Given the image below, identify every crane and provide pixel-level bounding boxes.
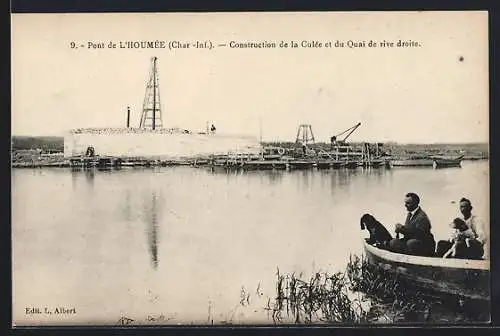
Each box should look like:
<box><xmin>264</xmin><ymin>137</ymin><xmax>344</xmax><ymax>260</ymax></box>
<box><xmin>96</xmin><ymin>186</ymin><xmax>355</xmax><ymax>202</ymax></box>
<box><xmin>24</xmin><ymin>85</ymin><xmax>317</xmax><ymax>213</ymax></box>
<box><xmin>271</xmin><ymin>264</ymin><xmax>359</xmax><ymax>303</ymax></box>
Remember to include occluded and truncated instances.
<box><xmin>330</xmin><ymin>122</ymin><xmax>361</xmax><ymax>146</ymax></box>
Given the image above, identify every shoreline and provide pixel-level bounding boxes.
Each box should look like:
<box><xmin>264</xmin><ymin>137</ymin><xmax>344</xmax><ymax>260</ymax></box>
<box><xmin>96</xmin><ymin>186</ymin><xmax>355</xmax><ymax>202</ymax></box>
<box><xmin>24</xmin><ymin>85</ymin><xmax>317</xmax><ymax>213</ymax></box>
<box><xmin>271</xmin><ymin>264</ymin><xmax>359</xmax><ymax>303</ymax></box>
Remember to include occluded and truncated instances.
<box><xmin>11</xmin><ymin>138</ymin><xmax>489</xmax><ymax>169</ymax></box>
<box><xmin>11</xmin><ymin>157</ymin><xmax>488</xmax><ymax>169</ymax></box>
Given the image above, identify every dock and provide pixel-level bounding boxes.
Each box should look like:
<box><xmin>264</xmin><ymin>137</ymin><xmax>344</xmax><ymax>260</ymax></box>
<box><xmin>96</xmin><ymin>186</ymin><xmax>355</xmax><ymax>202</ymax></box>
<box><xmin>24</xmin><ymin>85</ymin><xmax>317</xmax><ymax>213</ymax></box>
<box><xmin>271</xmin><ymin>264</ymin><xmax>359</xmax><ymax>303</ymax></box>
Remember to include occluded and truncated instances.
<box><xmin>12</xmin><ymin>161</ymin><xmax>70</xmax><ymax>168</ymax></box>
<box><xmin>69</xmin><ymin>156</ymin><xmax>123</xmax><ymax>168</ymax></box>
<box><xmin>11</xmin><ymin>150</ymin><xmax>393</xmax><ymax>171</ymax></box>
<box><xmin>205</xmin><ymin>151</ymin><xmax>391</xmax><ymax>171</ymax></box>
<box><xmin>241</xmin><ymin>160</ymin><xmax>288</xmax><ymax>170</ymax></box>
<box><xmin>11</xmin><ymin>132</ymin><xmax>395</xmax><ymax>172</ymax></box>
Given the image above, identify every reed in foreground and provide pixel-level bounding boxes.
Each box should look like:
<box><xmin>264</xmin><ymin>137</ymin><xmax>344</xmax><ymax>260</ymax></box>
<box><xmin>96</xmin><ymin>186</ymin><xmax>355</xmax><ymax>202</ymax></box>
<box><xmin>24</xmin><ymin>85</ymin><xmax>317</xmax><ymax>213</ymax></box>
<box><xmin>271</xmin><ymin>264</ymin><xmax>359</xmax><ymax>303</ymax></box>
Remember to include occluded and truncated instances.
<box><xmin>265</xmin><ymin>268</ymin><xmax>369</xmax><ymax>324</ymax></box>
<box><xmin>265</xmin><ymin>255</ymin><xmax>490</xmax><ymax>324</ymax></box>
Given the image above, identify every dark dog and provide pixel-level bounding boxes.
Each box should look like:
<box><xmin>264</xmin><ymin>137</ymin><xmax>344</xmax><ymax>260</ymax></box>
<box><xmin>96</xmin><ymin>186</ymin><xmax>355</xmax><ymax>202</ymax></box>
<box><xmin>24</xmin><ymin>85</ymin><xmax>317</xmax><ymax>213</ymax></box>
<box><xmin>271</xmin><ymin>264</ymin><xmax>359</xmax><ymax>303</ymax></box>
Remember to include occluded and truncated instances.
<box><xmin>360</xmin><ymin>214</ymin><xmax>393</xmax><ymax>248</ymax></box>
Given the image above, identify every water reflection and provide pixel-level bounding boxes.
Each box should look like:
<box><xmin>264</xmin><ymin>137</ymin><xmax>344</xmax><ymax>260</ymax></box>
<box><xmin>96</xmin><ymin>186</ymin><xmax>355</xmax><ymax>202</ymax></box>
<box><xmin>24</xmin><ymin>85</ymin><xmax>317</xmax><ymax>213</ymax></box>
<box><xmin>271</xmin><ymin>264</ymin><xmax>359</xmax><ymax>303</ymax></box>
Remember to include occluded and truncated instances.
<box><xmin>208</xmin><ymin>167</ymin><xmax>234</xmax><ymax>175</ymax></box>
<box><xmin>145</xmin><ymin>191</ymin><xmax>160</xmax><ymax>270</ymax></box>
<box><xmin>207</xmin><ymin>167</ymin><xmax>285</xmax><ymax>185</ymax></box>
<box><xmin>123</xmin><ymin>189</ymin><xmax>132</xmax><ymax>222</ymax></box>
<box><xmin>71</xmin><ymin>168</ymin><xmax>78</xmax><ymax>189</ymax></box>
<box><xmin>85</xmin><ymin>168</ymin><xmax>95</xmax><ymax>186</ymax></box>
<box><xmin>11</xmin><ymin>161</ymin><xmax>490</xmax><ymax>324</ymax></box>
<box><xmin>316</xmin><ymin>170</ymin><xmax>340</xmax><ymax>194</ymax></box>
<box><xmin>265</xmin><ymin>171</ymin><xmax>284</xmax><ymax>185</ymax></box>
<box><xmin>70</xmin><ymin>167</ymin><xmax>96</xmax><ymax>188</ymax></box>
<box><xmin>337</xmin><ymin>169</ymin><xmax>356</xmax><ymax>189</ymax></box>
<box><xmin>308</xmin><ymin>168</ymin><xmax>383</xmax><ymax>196</ymax></box>
<box><xmin>300</xmin><ymin>170</ymin><xmax>312</xmax><ymax>189</ymax></box>
<box><xmin>360</xmin><ymin>167</ymin><xmax>387</xmax><ymax>185</ymax></box>
<box><xmin>226</xmin><ymin>169</ymin><xmax>242</xmax><ymax>181</ymax></box>
<box><xmin>242</xmin><ymin>170</ymin><xmax>285</xmax><ymax>185</ymax></box>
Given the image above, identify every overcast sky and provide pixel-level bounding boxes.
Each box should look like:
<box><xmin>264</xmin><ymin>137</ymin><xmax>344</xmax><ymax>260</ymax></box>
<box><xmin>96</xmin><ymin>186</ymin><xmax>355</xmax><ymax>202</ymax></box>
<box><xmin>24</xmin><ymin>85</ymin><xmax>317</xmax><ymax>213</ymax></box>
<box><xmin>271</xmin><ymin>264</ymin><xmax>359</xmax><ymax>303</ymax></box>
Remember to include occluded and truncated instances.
<box><xmin>11</xmin><ymin>11</ymin><xmax>488</xmax><ymax>143</ymax></box>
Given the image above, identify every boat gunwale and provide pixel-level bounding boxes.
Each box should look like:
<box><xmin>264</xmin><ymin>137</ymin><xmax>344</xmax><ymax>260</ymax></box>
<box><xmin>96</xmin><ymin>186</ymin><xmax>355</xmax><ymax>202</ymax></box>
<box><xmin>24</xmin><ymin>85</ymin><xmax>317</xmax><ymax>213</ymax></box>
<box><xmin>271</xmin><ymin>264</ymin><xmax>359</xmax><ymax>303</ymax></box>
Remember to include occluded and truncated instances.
<box><xmin>363</xmin><ymin>240</ymin><xmax>489</xmax><ymax>271</ymax></box>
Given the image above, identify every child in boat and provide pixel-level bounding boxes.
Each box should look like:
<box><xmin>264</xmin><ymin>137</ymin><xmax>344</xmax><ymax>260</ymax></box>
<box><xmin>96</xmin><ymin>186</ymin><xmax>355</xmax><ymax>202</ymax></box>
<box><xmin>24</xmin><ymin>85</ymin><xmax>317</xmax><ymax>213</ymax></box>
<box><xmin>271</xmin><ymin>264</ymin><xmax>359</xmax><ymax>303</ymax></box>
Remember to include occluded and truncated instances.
<box><xmin>442</xmin><ymin>218</ymin><xmax>475</xmax><ymax>258</ymax></box>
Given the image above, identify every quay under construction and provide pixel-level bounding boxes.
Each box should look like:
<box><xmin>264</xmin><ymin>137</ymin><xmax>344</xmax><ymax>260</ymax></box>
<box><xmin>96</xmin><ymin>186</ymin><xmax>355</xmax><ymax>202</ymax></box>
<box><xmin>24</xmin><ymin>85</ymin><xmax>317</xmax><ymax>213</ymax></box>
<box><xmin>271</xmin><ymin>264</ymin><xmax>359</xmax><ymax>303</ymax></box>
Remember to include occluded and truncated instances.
<box><xmin>18</xmin><ymin>56</ymin><xmax>466</xmax><ymax>171</ymax></box>
<box><xmin>63</xmin><ymin>121</ymin><xmax>389</xmax><ymax>170</ymax></box>
<box><xmin>63</xmin><ymin>56</ymin><xmax>387</xmax><ymax>170</ymax></box>
<box><xmin>63</xmin><ymin>56</ymin><xmax>263</xmax><ymax>164</ymax></box>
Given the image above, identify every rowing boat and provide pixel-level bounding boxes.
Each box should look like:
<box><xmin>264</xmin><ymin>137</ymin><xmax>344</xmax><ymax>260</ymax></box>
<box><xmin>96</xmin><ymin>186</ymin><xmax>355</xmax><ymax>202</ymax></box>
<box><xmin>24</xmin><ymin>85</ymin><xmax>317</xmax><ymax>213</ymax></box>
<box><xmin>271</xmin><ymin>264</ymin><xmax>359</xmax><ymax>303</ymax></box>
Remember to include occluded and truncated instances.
<box><xmin>432</xmin><ymin>155</ymin><xmax>464</xmax><ymax>168</ymax></box>
<box><xmin>362</xmin><ymin>240</ymin><xmax>490</xmax><ymax>301</ymax></box>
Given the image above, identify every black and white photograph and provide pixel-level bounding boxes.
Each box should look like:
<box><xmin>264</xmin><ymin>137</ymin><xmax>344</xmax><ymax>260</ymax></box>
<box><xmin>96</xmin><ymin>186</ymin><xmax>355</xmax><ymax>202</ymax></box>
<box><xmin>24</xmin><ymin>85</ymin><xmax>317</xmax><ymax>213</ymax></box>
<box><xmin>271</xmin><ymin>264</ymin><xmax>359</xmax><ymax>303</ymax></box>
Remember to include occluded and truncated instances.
<box><xmin>11</xmin><ymin>11</ymin><xmax>490</xmax><ymax>326</ymax></box>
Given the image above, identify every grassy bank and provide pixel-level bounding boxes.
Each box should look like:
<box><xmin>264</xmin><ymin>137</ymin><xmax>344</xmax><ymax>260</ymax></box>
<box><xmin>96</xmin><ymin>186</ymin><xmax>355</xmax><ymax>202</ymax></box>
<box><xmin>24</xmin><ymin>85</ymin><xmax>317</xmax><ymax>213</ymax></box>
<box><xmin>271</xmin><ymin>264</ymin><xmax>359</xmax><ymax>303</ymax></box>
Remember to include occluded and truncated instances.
<box><xmin>11</xmin><ymin>136</ymin><xmax>64</xmax><ymax>152</ymax></box>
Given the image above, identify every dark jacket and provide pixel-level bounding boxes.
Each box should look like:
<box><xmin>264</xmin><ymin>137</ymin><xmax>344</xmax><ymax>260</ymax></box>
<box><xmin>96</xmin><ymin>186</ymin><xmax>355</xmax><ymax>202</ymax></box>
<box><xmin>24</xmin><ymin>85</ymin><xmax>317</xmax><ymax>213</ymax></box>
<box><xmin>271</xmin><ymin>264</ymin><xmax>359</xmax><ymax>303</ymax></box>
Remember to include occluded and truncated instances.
<box><xmin>400</xmin><ymin>207</ymin><xmax>435</xmax><ymax>243</ymax></box>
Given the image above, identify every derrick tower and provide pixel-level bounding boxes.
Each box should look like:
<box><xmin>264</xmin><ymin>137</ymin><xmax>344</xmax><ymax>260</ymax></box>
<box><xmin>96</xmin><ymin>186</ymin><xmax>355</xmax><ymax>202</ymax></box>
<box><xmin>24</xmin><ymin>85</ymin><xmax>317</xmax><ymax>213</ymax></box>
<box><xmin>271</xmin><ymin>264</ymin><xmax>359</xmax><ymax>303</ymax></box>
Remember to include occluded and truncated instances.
<box><xmin>139</xmin><ymin>57</ymin><xmax>163</xmax><ymax>129</ymax></box>
<box><xmin>295</xmin><ymin>124</ymin><xmax>316</xmax><ymax>146</ymax></box>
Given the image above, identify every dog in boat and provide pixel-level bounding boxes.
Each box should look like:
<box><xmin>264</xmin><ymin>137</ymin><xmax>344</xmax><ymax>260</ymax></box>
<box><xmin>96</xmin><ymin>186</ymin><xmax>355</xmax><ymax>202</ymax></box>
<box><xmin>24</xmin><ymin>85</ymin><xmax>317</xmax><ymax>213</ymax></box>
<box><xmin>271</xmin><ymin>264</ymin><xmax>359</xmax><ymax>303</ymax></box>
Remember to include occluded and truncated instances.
<box><xmin>360</xmin><ymin>214</ymin><xmax>393</xmax><ymax>249</ymax></box>
<box><xmin>442</xmin><ymin>217</ymin><xmax>475</xmax><ymax>259</ymax></box>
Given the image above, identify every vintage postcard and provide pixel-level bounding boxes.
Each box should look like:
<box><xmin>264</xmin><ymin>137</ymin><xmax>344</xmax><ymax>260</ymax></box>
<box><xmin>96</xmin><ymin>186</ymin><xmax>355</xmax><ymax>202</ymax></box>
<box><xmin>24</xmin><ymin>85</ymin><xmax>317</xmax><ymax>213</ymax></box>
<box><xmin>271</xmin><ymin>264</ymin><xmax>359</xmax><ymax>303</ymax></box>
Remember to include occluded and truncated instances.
<box><xmin>11</xmin><ymin>11</ymin><xmax>489</xmax><ymax>326</ymax></box>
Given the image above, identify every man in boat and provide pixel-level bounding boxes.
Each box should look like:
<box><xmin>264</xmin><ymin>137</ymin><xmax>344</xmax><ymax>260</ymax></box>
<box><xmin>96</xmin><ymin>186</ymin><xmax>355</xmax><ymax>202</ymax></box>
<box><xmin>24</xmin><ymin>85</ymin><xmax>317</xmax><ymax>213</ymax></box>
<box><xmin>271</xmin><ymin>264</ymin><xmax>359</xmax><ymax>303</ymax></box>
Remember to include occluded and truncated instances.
<box><xmin>436</xmin><ymin>198</ymin><xmax>488</xmax><ymax>259</ymax></box>
<box><xmin>389</xmin><ymin>192</ymin><xmax>436</xmax><ymax>256</ymax></box>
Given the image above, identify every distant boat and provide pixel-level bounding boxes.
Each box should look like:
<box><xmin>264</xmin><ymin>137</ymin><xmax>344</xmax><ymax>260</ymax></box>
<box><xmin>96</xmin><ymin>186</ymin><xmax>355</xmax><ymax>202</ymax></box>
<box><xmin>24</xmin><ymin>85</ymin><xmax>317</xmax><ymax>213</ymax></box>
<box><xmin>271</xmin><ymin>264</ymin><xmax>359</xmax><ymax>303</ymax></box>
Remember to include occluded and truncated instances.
<box><xmin>432</xmin><ymin>155</ymin><xmax>464</xmax><ymax>169</ymax></box>
<box><xmin>363</xmin><ymin>240</ymin><xmax>489</xmax><ymax>301</ymax></box>
<box><xmin>288</xmin><ymin>160</ymin><xmax>314</xmax><ymax>170</ymax></box>
<box><xmin>464</xmin><ymin>154</ymin><xmax>489</xmax><ymax>161</ymax></box>
<box><xmin>390</xmin><ymin>155</ymin><xmax>434</xmax><ymax>167</ymax></box>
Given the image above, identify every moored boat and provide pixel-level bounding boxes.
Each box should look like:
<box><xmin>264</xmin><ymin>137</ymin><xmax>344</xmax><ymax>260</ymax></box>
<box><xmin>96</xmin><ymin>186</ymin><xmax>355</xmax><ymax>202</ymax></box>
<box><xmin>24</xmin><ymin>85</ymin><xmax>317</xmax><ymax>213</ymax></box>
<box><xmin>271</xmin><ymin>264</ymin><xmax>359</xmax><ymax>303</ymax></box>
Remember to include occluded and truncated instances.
<box><xmin>362</xmin><ymin>240</ymin><xmax>490</xmax><ymax>301</ymax></box>
<box><xmin>390</xmin><ymin>155</ymin><xmax>434</xmax><ymax>167</ymax></box>
<box><xmin>241</xmin><ymin>160</ymin><xmax>287</xmax><ymax>170</ymax></box>
<box><xmin>344</xmin><ymin>161</ymin><xmax>359</xmax><ymax>169</ymax></box>
<box><xmin>316</xmin><ymin>160</ymin><xmax>333</xmax><ymax>169</ymax></box>
<box><xmin>288</xmin><ymin>160</ymin><xmax>314</xmax><ymax>170</ymax></box>
<box><xmin>432</xmin><ymin>155</ymin><xmax>464</xmax><ymax>169</ymax></box>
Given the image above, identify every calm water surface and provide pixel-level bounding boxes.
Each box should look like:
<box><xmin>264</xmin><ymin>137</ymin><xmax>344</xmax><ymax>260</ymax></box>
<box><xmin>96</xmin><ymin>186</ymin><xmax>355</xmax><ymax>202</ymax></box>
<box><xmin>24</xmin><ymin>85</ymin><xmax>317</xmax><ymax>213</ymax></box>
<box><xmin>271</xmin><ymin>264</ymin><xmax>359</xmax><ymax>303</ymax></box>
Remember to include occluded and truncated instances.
<box><xmin>12</xmin><ymin>161</ymin><xmax>489</xmax><ymax>325</ymax></box>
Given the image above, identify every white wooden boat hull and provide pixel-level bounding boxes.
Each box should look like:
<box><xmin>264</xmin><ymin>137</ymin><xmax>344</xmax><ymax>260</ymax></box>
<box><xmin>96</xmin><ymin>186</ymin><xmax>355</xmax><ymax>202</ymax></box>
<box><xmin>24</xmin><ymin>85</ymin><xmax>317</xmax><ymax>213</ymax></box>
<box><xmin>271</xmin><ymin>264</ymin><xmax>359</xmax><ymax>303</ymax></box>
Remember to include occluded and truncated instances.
<box><xmin>363</xmin><ymin>241</ymin><xmax>490</xmax><ymax>301</ymax></box>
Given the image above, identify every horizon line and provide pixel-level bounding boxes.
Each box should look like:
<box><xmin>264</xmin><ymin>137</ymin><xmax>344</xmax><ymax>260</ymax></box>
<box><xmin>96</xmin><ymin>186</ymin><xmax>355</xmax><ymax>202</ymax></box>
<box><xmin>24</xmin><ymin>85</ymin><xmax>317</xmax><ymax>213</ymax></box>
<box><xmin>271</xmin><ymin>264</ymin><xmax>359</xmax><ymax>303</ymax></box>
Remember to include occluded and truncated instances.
<box><xmin>10</xmin><ymin>134</ymin><xmax>489</xmax><ymax>146</ymax></box>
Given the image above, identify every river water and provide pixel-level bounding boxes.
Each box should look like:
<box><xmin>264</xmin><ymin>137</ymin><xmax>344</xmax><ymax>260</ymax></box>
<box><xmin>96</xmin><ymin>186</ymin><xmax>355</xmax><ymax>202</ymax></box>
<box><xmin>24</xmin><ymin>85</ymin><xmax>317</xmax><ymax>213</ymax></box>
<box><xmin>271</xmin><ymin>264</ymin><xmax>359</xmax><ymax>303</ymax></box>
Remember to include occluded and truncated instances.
<box><xmin>12</xmin><ymin>160</ymin><xmax>489</xmax><ymax>326</ymax></box>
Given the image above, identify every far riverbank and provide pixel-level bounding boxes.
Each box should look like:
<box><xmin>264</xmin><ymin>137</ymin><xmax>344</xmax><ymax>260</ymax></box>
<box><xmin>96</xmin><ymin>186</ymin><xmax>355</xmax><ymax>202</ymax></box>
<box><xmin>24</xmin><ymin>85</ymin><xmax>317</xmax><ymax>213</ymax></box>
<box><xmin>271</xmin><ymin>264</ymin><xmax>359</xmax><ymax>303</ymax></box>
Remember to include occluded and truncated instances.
<box><xmin>11</xmin><ymin>136</ymin><xmax>488</xmax><ymax>168</ymax></box>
